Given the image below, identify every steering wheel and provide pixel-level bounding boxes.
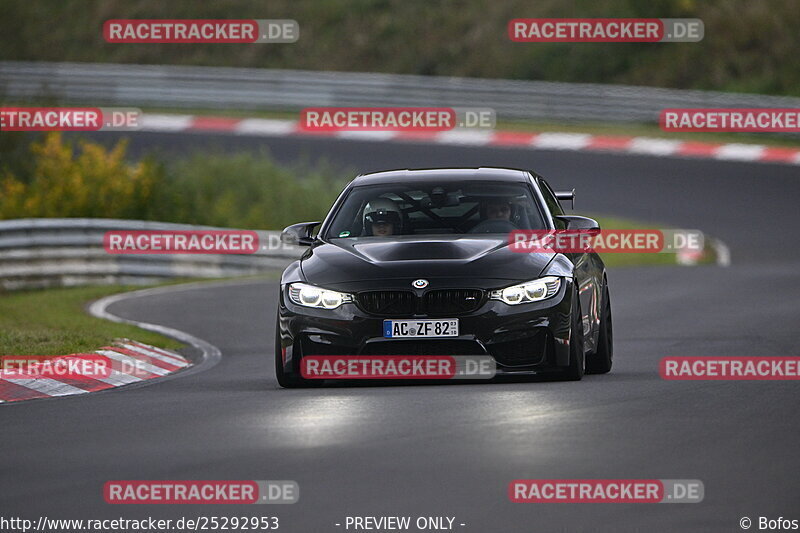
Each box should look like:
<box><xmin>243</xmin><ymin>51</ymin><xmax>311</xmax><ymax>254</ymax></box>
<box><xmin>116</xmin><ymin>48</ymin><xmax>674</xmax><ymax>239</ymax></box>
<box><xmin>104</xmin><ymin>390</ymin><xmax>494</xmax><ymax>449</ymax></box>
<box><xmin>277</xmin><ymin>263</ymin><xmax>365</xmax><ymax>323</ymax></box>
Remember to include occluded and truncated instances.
<box><xmin>467</xmin><ymin>219</ymin><xmax>518</xmax><ymax>234</ymax></box>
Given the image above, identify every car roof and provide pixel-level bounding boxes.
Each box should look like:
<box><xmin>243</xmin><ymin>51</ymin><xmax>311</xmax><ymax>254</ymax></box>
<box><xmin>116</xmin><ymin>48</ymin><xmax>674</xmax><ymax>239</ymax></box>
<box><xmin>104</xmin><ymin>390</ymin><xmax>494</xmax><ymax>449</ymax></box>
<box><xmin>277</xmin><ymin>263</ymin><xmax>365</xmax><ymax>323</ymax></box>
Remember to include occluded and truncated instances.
<box><xmin>351</xmin><ymin>167</ymin><xmax>532</xmax><ymax>186</ymax></box>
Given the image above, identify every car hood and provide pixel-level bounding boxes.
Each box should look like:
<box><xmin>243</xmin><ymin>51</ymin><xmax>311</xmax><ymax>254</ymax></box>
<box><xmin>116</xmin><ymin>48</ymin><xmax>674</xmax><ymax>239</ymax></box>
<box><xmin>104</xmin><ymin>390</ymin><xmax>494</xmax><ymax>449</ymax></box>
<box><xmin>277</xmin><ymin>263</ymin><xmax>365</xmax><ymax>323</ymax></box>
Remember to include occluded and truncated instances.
<box><xmin>299</xmin><ymin>235</ymin><xmax>554</xmax><ymax>289</ymax></box>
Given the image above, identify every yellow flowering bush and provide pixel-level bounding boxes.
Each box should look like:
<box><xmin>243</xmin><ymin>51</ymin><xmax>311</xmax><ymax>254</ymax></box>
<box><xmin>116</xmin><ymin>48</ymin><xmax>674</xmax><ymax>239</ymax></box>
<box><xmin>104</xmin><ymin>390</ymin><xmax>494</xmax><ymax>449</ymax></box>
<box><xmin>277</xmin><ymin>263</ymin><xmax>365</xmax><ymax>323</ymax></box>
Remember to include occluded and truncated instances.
<box><xmin>0</xmin><ymin>133</ymin><xmax>161</xmax><ymax>219</ymax></box>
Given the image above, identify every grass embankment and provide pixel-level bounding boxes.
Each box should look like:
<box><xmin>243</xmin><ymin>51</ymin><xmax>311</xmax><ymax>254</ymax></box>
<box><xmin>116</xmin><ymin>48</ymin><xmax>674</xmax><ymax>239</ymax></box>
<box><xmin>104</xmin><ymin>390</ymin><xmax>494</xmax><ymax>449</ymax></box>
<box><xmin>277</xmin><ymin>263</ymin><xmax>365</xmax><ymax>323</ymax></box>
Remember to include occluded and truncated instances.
<box><xmin>0</xmin><ymin>285</ymin><xmax>183</xmax><ymax>356</ymax></box>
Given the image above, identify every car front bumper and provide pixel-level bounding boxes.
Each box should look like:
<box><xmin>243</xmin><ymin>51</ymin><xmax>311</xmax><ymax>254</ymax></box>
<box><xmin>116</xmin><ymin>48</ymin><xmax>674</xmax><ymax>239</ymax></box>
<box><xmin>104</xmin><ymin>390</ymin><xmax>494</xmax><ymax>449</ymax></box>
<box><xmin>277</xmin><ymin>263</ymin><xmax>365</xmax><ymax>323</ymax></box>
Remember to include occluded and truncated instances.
<box><xmin>276</xmin><ymin>278</ymin><xmax>575</xmax><ymax>379</ymax></box>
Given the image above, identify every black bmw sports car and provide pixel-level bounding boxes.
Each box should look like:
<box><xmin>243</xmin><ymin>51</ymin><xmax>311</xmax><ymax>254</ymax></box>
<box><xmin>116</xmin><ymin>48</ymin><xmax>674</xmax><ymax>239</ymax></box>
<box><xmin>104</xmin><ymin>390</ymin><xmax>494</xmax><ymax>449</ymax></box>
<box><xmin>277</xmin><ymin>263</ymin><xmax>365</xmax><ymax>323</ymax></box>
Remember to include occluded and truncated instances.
<box><xmin>275</xmin><ymin>167</ymin><xmax>612</xmax><ymax>387</ymax></box>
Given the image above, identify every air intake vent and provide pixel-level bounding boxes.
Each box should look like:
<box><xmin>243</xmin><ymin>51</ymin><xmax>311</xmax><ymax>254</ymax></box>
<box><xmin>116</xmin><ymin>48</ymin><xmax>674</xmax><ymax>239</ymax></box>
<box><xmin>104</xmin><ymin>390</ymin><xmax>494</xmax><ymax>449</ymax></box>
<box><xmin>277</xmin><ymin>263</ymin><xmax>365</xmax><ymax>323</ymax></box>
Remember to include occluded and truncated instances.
<box><xmin>357</xmin><ymin>290</ymin><xmax>415</xmax><ymax>315</ymax></box>
<box><xmin>424</xmin><ymin>289</ymin><xmax>483</xmax><ymax>315</ymax></box>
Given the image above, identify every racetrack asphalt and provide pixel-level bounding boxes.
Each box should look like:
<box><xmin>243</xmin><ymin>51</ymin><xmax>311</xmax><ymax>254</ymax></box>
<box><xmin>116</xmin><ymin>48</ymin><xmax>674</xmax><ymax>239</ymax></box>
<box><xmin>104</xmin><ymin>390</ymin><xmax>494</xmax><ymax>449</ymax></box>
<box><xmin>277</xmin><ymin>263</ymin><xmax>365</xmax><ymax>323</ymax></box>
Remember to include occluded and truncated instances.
<box><xmin>2</xmin><ymin>132</ymin><xmax>799</xmax><ymax>532</ymax></box>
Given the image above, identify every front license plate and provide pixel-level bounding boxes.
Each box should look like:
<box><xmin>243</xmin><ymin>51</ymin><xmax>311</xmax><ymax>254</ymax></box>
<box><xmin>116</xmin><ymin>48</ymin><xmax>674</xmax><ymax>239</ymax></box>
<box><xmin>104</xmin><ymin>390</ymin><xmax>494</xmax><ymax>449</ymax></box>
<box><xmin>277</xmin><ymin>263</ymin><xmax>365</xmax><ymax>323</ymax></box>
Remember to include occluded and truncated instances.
<box><xmin>383</xmin><ymin>319</ymin><xmax>459</xmax><ymax>338</ymax></box>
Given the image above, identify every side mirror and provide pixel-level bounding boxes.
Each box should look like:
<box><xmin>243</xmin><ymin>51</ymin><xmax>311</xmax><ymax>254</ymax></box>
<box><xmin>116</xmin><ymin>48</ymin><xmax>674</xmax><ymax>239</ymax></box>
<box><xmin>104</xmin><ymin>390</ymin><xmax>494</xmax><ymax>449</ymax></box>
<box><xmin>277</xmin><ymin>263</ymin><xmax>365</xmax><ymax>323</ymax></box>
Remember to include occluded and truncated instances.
<box><xmin>553</xmin><ymin>215</ymin><xmax>600</xmax><ymax>231</ymax></box>
<box><xmin>281</xmin><ymin>221</ymin><xmax>321</xmax><ymax>246</ymax></box>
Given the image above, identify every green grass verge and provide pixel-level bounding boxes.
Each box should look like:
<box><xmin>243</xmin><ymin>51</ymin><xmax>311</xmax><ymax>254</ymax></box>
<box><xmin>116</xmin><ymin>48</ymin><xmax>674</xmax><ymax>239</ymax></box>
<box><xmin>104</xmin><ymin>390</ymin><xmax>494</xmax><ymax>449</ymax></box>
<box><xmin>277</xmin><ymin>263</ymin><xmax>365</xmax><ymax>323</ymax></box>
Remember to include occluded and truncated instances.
<box><xmin>0</xmin><ymin>285</ymin><xmax>184</xmax><ymax>356</ymax></box>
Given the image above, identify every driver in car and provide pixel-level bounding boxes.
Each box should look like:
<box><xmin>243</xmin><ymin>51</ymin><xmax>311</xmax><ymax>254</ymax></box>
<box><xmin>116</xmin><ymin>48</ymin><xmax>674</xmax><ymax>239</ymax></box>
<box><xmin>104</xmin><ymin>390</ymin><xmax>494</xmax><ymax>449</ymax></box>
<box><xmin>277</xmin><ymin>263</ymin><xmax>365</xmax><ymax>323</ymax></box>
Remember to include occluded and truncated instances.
<box><xmin>468</xmin><ymin>198</ymin><xmax>518</xmax><ymax>233</ymax></box>
<box><xmin>485</xmin><ymin>200</ymin><xmax>512</xmax><ymax>221</ymax></box>
<box><xmin>364</xmin><ymin>198</ymin><xmax>402</xmax><ymax>236</ymax></box>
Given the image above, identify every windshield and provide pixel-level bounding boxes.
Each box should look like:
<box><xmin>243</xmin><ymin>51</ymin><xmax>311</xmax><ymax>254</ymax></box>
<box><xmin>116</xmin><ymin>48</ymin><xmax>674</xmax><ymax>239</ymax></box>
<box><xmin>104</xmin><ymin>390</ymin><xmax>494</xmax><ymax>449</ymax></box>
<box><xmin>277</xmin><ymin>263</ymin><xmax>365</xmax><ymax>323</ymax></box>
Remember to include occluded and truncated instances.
<box><xmin>325</xmin><ymin>180</ymin><xmax>545</xmax><ymax>239</ymax></box>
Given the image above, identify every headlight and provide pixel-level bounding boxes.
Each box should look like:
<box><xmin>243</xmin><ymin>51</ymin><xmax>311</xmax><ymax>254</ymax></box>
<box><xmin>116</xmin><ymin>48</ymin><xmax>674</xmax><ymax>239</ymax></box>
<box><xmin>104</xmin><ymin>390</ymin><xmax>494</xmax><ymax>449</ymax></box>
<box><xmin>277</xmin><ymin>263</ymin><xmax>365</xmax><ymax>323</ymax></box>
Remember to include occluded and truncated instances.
<box><xmin>489</xmin><ymin>276</ymin><xmax>561</xmax><ymax>305</ymax></box>
<box><xmin>288</xmin><ymin>282</ymin><xmax>354</xmax><ymax>309</ymax></box>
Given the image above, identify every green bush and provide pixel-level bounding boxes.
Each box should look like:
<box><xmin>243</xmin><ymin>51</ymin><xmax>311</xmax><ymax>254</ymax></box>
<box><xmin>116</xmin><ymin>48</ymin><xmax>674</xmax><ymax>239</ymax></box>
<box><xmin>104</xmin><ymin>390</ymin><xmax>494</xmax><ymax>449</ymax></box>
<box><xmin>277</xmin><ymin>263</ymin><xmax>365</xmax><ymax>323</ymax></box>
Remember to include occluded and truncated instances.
<box><xmin>149</xmin><ymin>151</ymin><xmax>346</xmax><ymax>228</ymax></box>
<box><xmin>0</xmin><ymin>133</ymin><xmax>347</xmax><ymax>229</ymax></box>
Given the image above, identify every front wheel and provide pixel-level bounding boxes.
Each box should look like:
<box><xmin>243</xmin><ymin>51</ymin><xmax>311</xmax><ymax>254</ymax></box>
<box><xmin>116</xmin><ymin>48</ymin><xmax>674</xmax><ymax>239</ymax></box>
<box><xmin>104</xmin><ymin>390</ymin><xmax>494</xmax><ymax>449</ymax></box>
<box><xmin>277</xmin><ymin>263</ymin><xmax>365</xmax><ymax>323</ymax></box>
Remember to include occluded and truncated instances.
<box><xmin>586</xmin><ymin>282</ymin><xmax>613</xmax><ymax>375</ymax></box>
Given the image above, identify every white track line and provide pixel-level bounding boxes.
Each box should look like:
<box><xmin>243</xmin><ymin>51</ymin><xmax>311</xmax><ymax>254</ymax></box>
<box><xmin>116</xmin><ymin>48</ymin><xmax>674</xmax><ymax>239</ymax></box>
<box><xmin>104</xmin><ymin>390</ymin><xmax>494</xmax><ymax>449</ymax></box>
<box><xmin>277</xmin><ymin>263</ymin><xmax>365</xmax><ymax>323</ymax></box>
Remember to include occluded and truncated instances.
<box><xmin>96</xmin><ymin>350</ymin><xmax>170</xmax><ymax>376</ymax></box>
<box><xmin>628</xmin><ymin>137</ymin><xmax>682</xmax><ymax>156</ymax></box>
<box><xmin>236</xmin><ymin>118</ymin><xmax>298</xmax><ymax>136</ymax></box>
<box><xmin>5</xmin><ymin>378</ymin><xmax>88</xmax><ymax>397</ymax></box>
<box><xmin>715</xmin><ymin>144</ymin><xmax>765</xmax><ymax>161</ymax></box>
<box><xmin>138</xmin><ymin>114</ymin><xmax>194</xmax><ymax>132</ymax></box>
<box><xmin>95</xmin><ymin>370</ymin><xmax>143</xmax><ymax>387</ymax></box>
<box><xmin>531</xmin><ymin>132</ymin><xmax>592</xmax><ymax>150</ymax></box>
<box><xmin>119</xmin><ymin>343</ymin><xmax>190</xmax><ymax>367</ymax></box>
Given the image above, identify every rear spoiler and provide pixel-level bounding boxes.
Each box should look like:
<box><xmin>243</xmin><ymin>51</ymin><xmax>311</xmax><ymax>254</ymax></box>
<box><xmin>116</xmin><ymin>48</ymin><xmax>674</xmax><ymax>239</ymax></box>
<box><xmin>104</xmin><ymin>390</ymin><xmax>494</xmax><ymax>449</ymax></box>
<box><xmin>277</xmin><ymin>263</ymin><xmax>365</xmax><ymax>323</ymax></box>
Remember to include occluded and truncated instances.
<box><xmin>556</xmin><ymin>189</ymin><xmax>575</xmax><ymax>209</ymax></box>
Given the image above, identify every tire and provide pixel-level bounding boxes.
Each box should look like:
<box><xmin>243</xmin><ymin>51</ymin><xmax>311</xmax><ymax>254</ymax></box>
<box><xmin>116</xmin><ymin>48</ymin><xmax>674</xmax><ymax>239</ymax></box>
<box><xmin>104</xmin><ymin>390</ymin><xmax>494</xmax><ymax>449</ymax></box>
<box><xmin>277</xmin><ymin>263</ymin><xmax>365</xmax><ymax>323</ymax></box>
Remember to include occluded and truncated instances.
<box><xmin>586</xmin><ymin>281</ymin><xmax>613</xmax><ymax>375</ymax></box>
<box><xmin>559</xmin><ymin>285</ymin><xmax>585</xmax><ymax>381</ymax></box>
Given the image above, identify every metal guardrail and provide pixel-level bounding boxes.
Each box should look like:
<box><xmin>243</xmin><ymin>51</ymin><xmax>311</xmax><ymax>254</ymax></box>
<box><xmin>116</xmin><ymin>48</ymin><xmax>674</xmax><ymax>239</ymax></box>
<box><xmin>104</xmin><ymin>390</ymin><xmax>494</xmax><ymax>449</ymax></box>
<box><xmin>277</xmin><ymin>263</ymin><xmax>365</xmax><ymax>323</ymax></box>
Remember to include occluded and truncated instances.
<box><xmin>2</xmin><ymin>61</ymin><xmax>800</xmax><ymax>124</ymax></box>
<box><xmin>0</xmin><ymin>218</ymin><xmax>303</xmax><ymax>290</ymax></box>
